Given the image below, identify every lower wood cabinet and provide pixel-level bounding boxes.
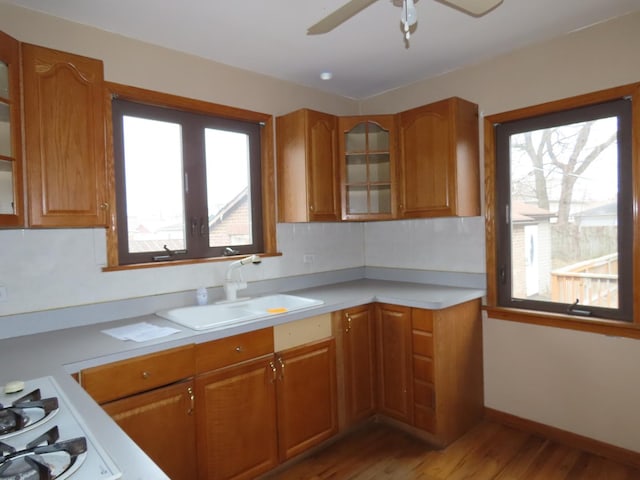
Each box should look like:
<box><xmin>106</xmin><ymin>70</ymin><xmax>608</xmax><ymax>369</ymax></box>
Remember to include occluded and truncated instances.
<box><xmin>376</xmin><ymin>303</ymin><xmax>414</xmax><ymax>424</ymax></box>
<box><xmin>276</xmin><ymin>338</ymin><xmax>338</xmax><ymax>461</ymax></box>
<box><xmin>194</xmin><ymin>330</ymin><xmax>337</xmax><ymax>479</ymax></box>
<box><xmin>195</xmin><ymin>355</ymin><xmax>278</xmax><ymax>480</ymax></box>
<box><xmin>411</xmin><ymin>299</ymin><xmax>484</xmax><ymax>446</ymax></box>
<box><xmin>338</xmin><ymin>300</ymin><xmax>483</xmax><ymax>447</ymax></box>
<box><xmin>335</xmin><ymin>304</ymin><xmax>377</xmax><ymax>427</ymax></box>
<box><xmin>81</xmin><ymin>299</ymin><xmax>482</xmax><ymax>479</ymax></box>
<box><xmin>80</xmin><ymin>345</ymin><xmax>196</xmax><ymax>480</ymax></box>
<box><xmin>102</xmin><ymin>379</ymin><xmax>198</xmax><ymax>480</ymax></box>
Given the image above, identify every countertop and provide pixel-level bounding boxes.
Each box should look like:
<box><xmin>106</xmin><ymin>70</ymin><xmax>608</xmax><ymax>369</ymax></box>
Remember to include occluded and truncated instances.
<box><xmin>0</xmin><ymin>278</ymin><xmax>484</xmax><ymax>479</ymax></box>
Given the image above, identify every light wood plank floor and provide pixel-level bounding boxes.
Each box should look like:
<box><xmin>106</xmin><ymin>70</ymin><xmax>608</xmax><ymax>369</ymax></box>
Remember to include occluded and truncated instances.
<box><xmin>265</xmin><ymin>420</ymin><xmax>640</xmax><ymax>480</ymax></box>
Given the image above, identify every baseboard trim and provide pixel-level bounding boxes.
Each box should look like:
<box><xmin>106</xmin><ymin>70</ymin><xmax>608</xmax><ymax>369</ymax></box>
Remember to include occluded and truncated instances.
<box><xmin>485</xmin><ymin>407</ymin><xmax>640</xmax><ymax>470</ymax></box>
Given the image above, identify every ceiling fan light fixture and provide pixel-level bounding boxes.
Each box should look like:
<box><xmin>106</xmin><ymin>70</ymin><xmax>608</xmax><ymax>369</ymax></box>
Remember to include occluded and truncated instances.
<box><xmin>401</xmin><ymin>0</ymin><xmax>417</xmax><ymax>40</ymax></box>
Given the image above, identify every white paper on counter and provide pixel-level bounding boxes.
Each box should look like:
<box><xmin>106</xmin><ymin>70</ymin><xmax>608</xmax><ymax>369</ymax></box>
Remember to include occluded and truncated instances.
<box><xmin>102</xmin><ymin>322</ymin><xmax>181</xmax><ymax>342</ymax></box>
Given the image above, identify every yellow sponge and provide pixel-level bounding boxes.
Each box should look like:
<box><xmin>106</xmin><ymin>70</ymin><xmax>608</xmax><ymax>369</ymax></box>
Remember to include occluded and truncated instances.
<box><xmin>267</xmin><ymin>307</ymin><xmax>288</xmax><ymax>314</ymax></box>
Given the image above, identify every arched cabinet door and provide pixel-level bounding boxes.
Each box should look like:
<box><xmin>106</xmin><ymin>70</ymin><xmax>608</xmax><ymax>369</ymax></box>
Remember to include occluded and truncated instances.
<box><xmin>22</xmin><ymin>43</ymin><xmax>108</xmax><ymax>227</ymax></box>
<box><xmin>398</xmin><ymin>97</ymin><xmax>480</xmax><ymax>218</ymax></box>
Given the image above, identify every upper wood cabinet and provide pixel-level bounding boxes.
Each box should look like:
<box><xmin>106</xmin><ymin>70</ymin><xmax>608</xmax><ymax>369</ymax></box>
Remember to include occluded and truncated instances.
<box><xmin>338</xmin><ymin>115</ymin><xmax>397</xmax><ymax>221</ymax></box>
<box><xmin>22</xmin><ymin>43</ymin><xmax>108</xmax><ymax>227</ymax></box>
<box><xmin>276</xmin><ymin>108</ymin><xmax>340</xmax><ymax>222</ymax></box>
<box><xmin>0</xmin><ymin>32</ymin><xmax>24</xmax><ymax>227</ymax></box>
<box><xmin>398</xmin><ymin>97</ymin><xmax>480</xmax><ymax>218</ymax></box>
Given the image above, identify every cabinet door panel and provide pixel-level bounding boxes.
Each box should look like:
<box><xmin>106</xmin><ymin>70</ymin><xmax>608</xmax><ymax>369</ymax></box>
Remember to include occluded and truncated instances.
<box><xmin>399</xmin><ymin>101</ymin><xmax>451</xmax><ymax>216</ymax></box>
<box><xmin>398</xmin><ymin>97</ymin><xmax>479</xmax><ymax>218</ymax></box>
<box><xmin>22</xmin><ymin>44</ymin><xmax>107</xmax><ymax>227</ymax></box>
<box><xmin>376</xmin><ymin>303</ymin><xmax>413</xmax><ymax>423</ymax></box>
<box><xmin>307</xmin><ymin>111</ymin><xmax>339</xmax><ymax>220</ymax></box>
<box><xmin>102</xmin><ymin>379</ymin><xmax>197</xmax><ymax>480</ymax></box>
<box><xmin>276</xmin><ymin>338</ymin><xmax>338</xmax><ymax>461</ymax></box>
<box><xmin>196</xmin><ymin>356</ymin><xmax>278</xmax><ymax>480</ymax></box>
<box><xmin>342</xmin><ymin>305</ymin><xmax>376</xmax><ymax>425</ymax></box>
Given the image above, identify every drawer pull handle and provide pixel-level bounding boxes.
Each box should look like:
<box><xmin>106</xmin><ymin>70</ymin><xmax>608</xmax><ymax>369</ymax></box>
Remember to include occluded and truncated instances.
<box><xmin>235</xmin><ymin>346</ymin><xmax>243</xmax><ymax>353</ymax></box>
<box><xmin>142</xmin><ymin>371</ymin><xmax>151</xmax><ymax>379</ymax></box>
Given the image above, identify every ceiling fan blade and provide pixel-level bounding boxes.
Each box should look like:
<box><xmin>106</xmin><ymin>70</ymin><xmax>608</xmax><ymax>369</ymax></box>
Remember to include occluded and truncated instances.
<box><xmin>436</xmin><ymin>0</ymin><xmax>503</xmax><ymax>17</ymax></box>
<box><xmin>307</xmin><ymin>0</ymin><xmax>379</xmax><ymax>35</ymax></box>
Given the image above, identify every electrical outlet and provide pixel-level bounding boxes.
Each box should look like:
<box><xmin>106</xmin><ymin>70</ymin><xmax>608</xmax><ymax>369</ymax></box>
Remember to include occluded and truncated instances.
<box><xmin>0</xmin><ymin>286</ymin><xmax>7</xmax><ymax>302</ymax></box>
<box><xmin>303</xmin><ymin>254</ymin><xmax>315</xmax><ymax>264</ymax></box>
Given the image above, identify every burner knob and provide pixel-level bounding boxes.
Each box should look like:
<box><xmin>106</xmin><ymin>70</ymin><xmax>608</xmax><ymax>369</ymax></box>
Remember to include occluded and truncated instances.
<box><xmin>3</xmin><ymin>380</ymin><xmax>24</xmax><ymax>394</ymax></box>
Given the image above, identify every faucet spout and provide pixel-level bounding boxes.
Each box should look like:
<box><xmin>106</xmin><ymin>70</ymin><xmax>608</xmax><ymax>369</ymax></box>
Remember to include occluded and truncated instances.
<box><xmin>222</xmin><ymin>254</ymin><xmax>261</xmax><ymax>302</ymax></box>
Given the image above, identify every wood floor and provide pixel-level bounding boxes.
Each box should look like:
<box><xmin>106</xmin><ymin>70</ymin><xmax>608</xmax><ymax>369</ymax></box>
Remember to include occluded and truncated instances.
<box><xmin>264</xmin><ymin>420</ymin><xmax>640</xmax><ymax>480</ymax></box>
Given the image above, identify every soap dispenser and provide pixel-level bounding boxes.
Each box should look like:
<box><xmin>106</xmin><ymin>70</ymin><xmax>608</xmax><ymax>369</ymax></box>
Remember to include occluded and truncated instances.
<box><xmin>196</xmin><ymin>287</ymin><xmax>208</xmax><ymax>306</ymax></box>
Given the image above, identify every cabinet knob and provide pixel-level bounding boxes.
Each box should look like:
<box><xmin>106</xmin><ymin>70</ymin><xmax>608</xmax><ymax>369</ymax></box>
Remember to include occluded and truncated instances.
<box><xmin>141</xmin><ymin>371</ymin><xmax>151</xmax><ymax>379</ymax></box>
<box><xmin>99</xmin><ymin>202</ymin><xmax>109</xmax><ymax>210</ymax></box>
<box><xmin>235</xmin><ymin>346</ymin><xmax>243</xmax><ymax>353</ymax></box>
<box><xmin>310</xmin><ymin>205</ymin><xmax>315</xmax><ymax>211</ymax></box>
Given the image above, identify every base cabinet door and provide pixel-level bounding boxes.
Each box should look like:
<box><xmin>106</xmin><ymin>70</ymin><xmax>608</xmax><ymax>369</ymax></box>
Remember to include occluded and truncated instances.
<box><xmin>195</xmin><ymin>355</ymin><xmax>278</xmax><ymax>480</ymax></box>
<box><xmin>101</xmin><ymin>379</ymin><xmax>197</xmax><ymax>480</ymax></box>
<box><xmin>376</xmin><ymin>303</ymin><xmax>413</xmax><ymax>423</ymax></box>
<box><xmin>341</xmin><ymin>305</ymin><xmax>377</xmax><ymax>425</ymax></box>
<box><xmin>276</xmin><ymin>338</ymin><xmax>338</xmax><ymax>461</ymax></box>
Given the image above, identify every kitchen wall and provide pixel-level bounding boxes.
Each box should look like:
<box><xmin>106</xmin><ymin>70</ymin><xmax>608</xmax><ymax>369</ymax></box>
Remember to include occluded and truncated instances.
<box><xmin>360</xmin><ymin>11</ymin><xmax>640</xmax><ymax>454</ymax></box>
<box><xmin>1</xmin><ymin>2</ymin><xmax>639</xmax><ymax>455</ymax></box>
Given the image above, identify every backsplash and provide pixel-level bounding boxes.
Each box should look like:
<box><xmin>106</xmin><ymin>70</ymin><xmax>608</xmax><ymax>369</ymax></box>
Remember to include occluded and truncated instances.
<box><xmin>365</xmin><ymin>217</ymin><xmax>485</xmax><ymax>272</ymax></box>
<box><xmin>0</xmin><ymin>217</ymin><xmax>485</xmax><ymax>335</ymax></box>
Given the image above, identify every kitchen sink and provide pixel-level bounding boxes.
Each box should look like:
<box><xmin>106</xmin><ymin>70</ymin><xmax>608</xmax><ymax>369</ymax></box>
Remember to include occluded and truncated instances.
<box><xmin>156</xmin><ymin>293</ymin><xmax>324</xmax><ymax>331</ymax></box>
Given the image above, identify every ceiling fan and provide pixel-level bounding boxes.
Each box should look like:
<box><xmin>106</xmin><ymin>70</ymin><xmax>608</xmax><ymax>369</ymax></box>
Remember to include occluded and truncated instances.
<box><xmin>307</xmin><ymin>0</ymin><xmax>504</xmax><ymax>35</ymax></box>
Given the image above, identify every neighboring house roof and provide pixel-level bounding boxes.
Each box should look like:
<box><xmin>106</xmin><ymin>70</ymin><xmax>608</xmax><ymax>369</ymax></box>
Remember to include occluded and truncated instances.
<box><xmin>511</xmin><ymin>202</ymin><xmax>555</xmax><ymax>223</ymax></box>
<box><xmin>209</xmin><ymin>187</ymin><xmax>248</xmax><ymax>228</ymax></box>
<box><xmin>574</xmin><ymin>202</ymin><xmax>617</xmax><ymax>218</ymax></box>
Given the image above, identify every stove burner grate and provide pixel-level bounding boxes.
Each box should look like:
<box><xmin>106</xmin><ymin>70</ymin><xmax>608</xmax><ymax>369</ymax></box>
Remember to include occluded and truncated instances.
<box><xmin>0</xmin><ymin>391</ymin><xmax>58</xmax><ymax>437</ymax></box>
<box><xmin>0</xmin><ymin>426</ymin><xmax>87</xmax><ymax>480</ymax></box>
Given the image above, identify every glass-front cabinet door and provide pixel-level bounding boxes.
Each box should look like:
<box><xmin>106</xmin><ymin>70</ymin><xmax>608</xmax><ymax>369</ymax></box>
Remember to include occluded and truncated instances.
<box><xmin>339</xmin><ymin>115</ymin><xmax>397</xmax><ymax>220</ymax></box>
<box><xmin>0</xmin><ymin>32</ymin><xmax>23</xmax><ymax>227</ymax></box>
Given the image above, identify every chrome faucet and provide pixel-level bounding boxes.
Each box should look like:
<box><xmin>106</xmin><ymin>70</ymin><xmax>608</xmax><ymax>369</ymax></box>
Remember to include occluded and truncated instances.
<box><xmin>222</xmin><ymin>254</ymin><xmax>261</xmax><ymax>302</ymax></box>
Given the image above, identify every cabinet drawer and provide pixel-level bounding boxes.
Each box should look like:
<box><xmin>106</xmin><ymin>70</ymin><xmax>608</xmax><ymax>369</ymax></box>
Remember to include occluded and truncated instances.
<box><xmin>412</xmin><ymin>330</ymin><xmax>433</xmax><ymax>357</ymax></box>
<box><xmin>414</xmin><ymin>381</ymin><xmax>435</xmax><ymax>410</ymax></box>
<box><xmin>413</xmin><ymin>355</ymin><xmax>434</xmax><ymax>383</ymax></box>
<box><xmin>81</xmin><ymin>344</ymin><xmax>195</xmax><ymax>404</ymax></box>
<box><xmin>411</xmin><ymin>309</ymin><xmax>433</xmax><ymax>332</ymax></box>
<box><xmin>414</xmin><ymin>405</ymin><xmax>436</xmax><ymax>433</ymax></box>
<box><xmin>196</xmin><ymin>327</ymin><xmax>274</xmax><ymax>373</ymax></box>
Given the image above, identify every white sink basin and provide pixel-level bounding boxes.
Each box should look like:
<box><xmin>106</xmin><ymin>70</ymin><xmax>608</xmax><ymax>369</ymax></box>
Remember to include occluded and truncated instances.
<box><xmin>156</xmin><ymin>294</ymin><xmax>323</xmax><ymax>331</ymax></box>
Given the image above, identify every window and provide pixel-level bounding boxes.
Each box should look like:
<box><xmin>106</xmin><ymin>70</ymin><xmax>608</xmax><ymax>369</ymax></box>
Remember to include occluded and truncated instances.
<box><xmin>487</xmin><ymin>88</ymin><xmax>636</xmax><ymax>323</ymax></box>
<box><xmin>112</xmin><ymin>98</ymin><xmax>264</xmax><ymax>265</ymax></box>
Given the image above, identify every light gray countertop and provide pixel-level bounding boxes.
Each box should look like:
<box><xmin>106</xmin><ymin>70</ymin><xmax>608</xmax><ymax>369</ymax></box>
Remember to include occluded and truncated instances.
<box><xmin>0</xmin><ymin>278</ymin><xmax>484</xmax><ymax>479</ymax></box>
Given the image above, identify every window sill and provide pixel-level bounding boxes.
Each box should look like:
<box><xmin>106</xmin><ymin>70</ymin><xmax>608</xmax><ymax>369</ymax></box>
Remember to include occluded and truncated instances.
<box><xmin>483</xmin><ymin>305</ymin><xmax>640</xmax><ymax>340</ymax></box>
<box><xmin>102</xmin><ymin>252</ymin><xmax>282</xmax><ymax>272</ymax></box>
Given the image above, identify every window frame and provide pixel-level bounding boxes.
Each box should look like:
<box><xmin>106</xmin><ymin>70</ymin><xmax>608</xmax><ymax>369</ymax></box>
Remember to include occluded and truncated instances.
<box><xmin>103</xmin><ymin>82</ymin><xmax>277</xmax><ymax>270</ymax></box>
<box><xmin>484</xmin><ymin>82</ymin><xmax>640</xmax><ymax>338</ymax></box>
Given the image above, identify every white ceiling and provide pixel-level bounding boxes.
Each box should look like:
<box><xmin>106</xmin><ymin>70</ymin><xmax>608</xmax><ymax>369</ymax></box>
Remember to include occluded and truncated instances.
<box><xmin>6</xmin><ymin>0</ymin><xmax>640</xmax><ymax>99</ymax></box>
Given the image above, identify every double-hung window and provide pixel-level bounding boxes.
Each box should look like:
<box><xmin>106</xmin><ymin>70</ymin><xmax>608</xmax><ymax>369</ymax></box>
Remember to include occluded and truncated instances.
<box><xmin>111</xmin><ymin>98</ymin><xmax>264</xmax><ymax>265</ymax></box>
<box><xmin>487</xmin><ymin>88</ymin><xmax>635</xmax><ymax>323</ymax></box>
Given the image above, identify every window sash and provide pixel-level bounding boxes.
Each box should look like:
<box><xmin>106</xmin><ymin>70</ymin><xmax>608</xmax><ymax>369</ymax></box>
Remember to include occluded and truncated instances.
<box><xmin>494</xmin><ymin>98</ymin><xmax>633</xmax><ymax>321</ymax></box>
<box><xmin>112</xmin><ymin>98</ymin><xmax>263</xmax><ymax>265</ymax></box>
